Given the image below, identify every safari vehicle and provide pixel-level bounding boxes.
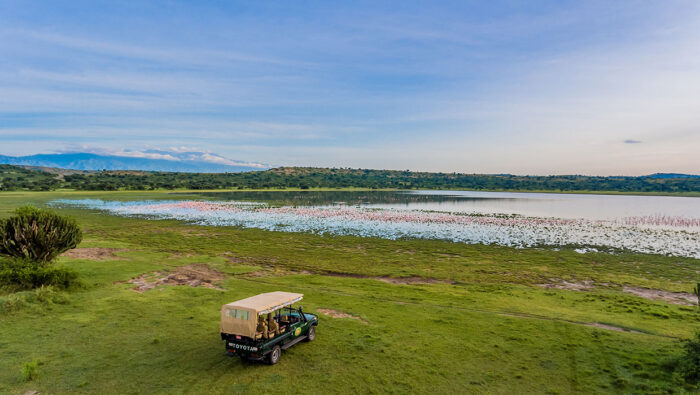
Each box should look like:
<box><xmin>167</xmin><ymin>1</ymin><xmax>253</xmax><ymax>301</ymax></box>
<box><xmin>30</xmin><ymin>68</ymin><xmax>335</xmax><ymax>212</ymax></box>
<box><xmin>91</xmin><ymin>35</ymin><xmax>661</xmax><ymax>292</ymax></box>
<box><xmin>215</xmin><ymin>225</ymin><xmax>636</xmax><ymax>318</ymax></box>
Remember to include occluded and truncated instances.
<box><xmin>220</xmin><ymin>291</ymin><xmax>318</xmax><ymax>364</ymax></box>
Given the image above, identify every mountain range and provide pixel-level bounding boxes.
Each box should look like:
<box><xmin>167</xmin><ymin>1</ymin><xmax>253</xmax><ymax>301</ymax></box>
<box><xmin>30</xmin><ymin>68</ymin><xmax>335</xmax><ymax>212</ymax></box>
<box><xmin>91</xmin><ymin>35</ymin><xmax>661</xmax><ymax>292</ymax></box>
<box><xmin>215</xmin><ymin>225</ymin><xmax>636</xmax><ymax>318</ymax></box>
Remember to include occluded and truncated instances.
<box><xmin>0</xmin><ymin>151</ymin><xmax>269</xmax><ymax>173</ymax></box>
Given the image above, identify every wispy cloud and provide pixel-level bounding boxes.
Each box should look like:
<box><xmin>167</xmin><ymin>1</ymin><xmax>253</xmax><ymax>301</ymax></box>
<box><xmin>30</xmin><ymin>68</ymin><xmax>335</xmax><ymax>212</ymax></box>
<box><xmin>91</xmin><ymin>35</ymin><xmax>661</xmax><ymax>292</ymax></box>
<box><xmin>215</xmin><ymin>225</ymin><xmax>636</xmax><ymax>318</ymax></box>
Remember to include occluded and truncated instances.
<box><xmin>1</xmin><ymin>1</ymin><xmax>700</xmax><ymax>174</ymax></box>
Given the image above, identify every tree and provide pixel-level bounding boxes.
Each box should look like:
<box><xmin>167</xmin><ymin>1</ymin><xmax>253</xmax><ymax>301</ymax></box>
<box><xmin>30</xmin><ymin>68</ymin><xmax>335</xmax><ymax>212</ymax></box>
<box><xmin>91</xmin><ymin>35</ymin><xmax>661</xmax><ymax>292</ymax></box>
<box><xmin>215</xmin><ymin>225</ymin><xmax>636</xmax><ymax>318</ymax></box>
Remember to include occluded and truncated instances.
<box><xmin>0</xmin><ymin>205</ymin><xmax>83</xmax><ymax>263</ymax></box>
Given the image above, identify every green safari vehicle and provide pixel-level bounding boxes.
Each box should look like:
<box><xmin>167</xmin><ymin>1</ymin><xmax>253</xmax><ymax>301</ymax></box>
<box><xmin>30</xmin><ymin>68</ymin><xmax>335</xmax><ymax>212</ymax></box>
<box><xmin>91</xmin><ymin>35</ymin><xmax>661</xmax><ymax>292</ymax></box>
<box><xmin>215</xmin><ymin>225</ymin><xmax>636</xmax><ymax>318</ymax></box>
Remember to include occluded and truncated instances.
<box><xmin>220</xmin><ymin>291</ymin><xmax>318</xmax><ymax>364</ymax></box>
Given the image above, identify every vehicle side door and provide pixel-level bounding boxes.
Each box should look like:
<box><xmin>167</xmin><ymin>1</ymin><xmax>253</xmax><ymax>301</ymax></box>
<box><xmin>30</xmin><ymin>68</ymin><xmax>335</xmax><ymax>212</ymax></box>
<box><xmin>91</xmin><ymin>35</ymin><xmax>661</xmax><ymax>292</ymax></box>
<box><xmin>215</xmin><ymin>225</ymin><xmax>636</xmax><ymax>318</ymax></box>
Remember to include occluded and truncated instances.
<box><xmin>287</xmin><ymin>308</ymin><xmax>306</xmax><ymax>338</ymax></box>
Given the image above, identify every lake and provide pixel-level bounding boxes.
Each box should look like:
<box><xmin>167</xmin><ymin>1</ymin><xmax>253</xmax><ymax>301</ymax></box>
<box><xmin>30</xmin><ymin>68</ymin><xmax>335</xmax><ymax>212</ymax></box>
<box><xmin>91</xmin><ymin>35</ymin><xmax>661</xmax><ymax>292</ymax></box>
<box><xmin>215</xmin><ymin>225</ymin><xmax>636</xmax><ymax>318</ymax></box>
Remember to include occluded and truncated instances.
<box><xmin>55</xmin><ymin>190</ymin><xmax>700</xmax><ymax>259</ymax></box>
<box><xmin>193</xmin><ymin>190</ymin><xmax>700</xmax><ymax>221</ymax></box>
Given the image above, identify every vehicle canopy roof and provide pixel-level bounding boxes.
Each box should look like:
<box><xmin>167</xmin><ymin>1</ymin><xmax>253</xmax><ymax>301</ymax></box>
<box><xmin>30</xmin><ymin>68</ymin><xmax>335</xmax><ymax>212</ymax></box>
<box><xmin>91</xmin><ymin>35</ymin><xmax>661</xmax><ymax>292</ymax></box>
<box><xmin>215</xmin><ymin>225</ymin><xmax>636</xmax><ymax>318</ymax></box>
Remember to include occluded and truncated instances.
<box><xmin>220</xmin><ymin>291</ymin><xmax>303</xmax><ymax>337</ymax></box>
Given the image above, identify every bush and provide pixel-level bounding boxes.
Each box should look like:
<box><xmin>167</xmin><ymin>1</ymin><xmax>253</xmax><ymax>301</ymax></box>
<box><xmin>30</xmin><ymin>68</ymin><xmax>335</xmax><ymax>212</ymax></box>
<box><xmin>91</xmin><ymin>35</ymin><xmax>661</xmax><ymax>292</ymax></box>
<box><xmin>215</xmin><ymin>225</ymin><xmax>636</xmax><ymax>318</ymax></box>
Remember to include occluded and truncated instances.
<box><xmin>0</xmin><ymin>258</ymin><xmax>79</xmax><ymax>290</ymax></box>
<box><xmin>675</xmin><ymin>332</ymin><xmax>700</xmax><ymax>387</ymax></box>
<box><xmin>0</xmin><ymin>205</ymin><xmax>82</xmax><ymax>263</ymax></box>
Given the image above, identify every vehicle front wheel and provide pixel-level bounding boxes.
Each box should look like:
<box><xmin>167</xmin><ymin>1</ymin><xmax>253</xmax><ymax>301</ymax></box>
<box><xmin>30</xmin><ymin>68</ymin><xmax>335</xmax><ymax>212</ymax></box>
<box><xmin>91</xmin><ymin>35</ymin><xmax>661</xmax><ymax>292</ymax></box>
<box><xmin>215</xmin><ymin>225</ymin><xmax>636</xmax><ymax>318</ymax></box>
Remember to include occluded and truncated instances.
<box><xmin>267</xmin><ymin>345</ymin><xmax>281</xmax><ymax>365</ymax></box>
<box><xmin>306</xmin><ymin>325</ymin><xmax>316</xmax><ymax>342</ymax></box>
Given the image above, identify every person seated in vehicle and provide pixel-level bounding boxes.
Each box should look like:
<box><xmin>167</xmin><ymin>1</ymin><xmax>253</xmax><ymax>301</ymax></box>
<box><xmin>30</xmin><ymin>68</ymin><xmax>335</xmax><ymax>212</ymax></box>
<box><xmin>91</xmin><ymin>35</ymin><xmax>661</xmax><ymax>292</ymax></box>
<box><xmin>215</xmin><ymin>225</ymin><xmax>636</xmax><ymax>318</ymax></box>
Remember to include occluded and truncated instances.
<box><xmin>277</xmin><ymin>312</ymin><xmax>287</xmax><ymax>333</ymax></box>
<box><xmin>281</xmin><ymin>308</ymin><xmax>298</xmax><ymax>324</ymax></box>
<box><xmin>268</xmin><ymin>313</ymin><xmax>280</xmax><ymax>337</ymax></box>
<box><xmin>256</xmin><ymin>315</ymin><xmax>268</xmax><ymax>339</ymax></box>
<box><xmin>279</xmin><ymin>311</ymin><xmax>290</xmax><ymax>325</ymax></box>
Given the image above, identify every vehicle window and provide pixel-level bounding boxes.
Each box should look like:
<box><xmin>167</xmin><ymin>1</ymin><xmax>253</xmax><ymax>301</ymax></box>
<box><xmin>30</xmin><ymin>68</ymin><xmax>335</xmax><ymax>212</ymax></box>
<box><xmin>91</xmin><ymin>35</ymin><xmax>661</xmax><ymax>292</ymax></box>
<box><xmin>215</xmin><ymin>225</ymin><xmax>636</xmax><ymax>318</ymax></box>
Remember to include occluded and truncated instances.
<box><xmin>226</xmin><ymin>309</ymin><xmax>250</xmax><ymax>320</ymax></box>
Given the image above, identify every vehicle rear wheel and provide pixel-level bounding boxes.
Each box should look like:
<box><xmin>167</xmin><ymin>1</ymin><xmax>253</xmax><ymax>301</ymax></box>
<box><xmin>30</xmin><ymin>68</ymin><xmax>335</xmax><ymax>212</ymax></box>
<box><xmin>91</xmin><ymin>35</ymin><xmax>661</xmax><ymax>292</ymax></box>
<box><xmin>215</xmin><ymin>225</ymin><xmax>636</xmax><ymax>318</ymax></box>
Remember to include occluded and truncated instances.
<box><xmin>267</xmin><ymin>345</ymin><xmax>281</xmax><ymax>365</ymax></box>
<box><xmin>306</xmin><ymin>325</ymin><xmax>316</xmax><ymax>342</ymax></box>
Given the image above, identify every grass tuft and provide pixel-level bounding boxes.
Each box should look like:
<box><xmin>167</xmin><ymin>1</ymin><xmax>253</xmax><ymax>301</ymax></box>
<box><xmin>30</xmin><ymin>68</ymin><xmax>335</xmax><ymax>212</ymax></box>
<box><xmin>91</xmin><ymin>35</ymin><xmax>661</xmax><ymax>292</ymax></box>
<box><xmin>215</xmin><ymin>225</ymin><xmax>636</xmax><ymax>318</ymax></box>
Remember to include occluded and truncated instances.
<box><xmin>21</xmin><ymin>360</ymin><xmax>38</xmax><ymax>382</ymax></box>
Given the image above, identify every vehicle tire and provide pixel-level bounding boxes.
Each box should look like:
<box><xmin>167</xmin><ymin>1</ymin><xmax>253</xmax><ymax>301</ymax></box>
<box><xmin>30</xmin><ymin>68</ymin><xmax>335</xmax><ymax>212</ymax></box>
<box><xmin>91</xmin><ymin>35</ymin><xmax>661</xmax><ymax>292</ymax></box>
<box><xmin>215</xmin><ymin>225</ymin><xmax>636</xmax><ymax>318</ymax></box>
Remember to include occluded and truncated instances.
<box><xmin>305</xmin><ymin>325</ymin><xmax>316</xmax><ymax>342</ymax></box>
<box><xmin>267</xmin><ymin>345</ymin><xmax>281</xmax><ymax>365</ymax></box>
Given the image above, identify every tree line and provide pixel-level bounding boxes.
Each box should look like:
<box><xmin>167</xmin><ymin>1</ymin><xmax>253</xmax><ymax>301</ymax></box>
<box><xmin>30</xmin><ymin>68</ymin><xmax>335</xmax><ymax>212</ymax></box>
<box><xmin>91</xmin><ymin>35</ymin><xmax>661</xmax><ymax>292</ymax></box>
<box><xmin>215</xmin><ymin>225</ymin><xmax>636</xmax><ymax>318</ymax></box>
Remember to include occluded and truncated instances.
<box><xmin>1</xmin><ymin>165</ymin><xmax>698</xmax><ymax>193</ymax></box>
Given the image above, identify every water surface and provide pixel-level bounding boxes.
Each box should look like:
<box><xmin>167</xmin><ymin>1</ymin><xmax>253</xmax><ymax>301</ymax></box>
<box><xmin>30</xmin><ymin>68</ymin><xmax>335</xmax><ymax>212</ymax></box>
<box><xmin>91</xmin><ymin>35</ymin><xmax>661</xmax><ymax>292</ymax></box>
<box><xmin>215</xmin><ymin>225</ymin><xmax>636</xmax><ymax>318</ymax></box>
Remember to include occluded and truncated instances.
<box><xmin>193</xmin><ymin>190</ymin><xmax>700</xmax><ymax>221</ymax></box>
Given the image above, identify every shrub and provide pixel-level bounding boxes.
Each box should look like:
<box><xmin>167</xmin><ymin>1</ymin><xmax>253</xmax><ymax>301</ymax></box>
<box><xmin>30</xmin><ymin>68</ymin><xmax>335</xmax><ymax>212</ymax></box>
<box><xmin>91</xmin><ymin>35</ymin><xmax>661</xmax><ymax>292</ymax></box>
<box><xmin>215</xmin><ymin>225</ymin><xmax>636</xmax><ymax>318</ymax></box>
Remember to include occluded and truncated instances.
<box><xmin>675</xmin><ymin>331</ymin><xmax>700</xmax><ymax>388</ymax></box>
<box><xmin>21</xmin><ymin>360</ymin><xmax>38</xmax><ymax>382</ymax></box>
<box><xmin>0</xmin><ymin>205</ymin><xmax>82</xmax><ymax>263</ymax></box>
<box><xmin>0</xmin><ymin>285</ymin><xmax>69</xmax><ymax>314</ymax></box>
<box><xmin>0</xmin><ymin>258</ymin><xmax>79</xmax><ymax>290</ymax></box>
<box><xmin>0</xmin><ymin>291</ymin><xmax>30</xmax><ymax>313</ymax></box>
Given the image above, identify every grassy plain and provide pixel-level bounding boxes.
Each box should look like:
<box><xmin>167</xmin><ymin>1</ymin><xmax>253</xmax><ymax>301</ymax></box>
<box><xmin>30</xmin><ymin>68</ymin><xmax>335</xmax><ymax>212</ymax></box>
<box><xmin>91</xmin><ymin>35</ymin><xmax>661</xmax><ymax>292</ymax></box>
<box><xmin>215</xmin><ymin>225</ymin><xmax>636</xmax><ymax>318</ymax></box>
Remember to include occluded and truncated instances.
<box><xmin>1</xmin><ymin>191</ymin><xmax>698</xmax><ymax>394</ymax></box>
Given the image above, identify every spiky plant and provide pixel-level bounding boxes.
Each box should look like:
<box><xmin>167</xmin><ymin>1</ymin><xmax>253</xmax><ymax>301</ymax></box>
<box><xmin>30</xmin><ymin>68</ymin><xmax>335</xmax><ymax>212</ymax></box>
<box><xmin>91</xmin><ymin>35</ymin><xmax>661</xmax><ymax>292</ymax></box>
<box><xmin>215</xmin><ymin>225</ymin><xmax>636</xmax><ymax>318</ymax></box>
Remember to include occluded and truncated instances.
<box><xmin>0</xmin><ymin>205</ymin><xmax>82</xmax><ymax>263</ymax></box>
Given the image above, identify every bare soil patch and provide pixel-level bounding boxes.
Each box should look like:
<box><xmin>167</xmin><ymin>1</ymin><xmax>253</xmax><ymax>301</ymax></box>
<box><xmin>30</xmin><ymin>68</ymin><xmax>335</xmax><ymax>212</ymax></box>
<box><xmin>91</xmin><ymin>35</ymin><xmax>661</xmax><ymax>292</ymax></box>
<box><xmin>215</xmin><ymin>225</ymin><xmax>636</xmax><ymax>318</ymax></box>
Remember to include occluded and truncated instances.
<box><xmin>585</xmin><ymin>322</ymin><xmax>644</xmax><ymax>334</ymax></box>
<box><xmin>235</xmin><ymin>268</ymin><xmax>449</xmax><ymax>285</ymax></box>
<box><xmin>62</xmin><ymin>248</ymin><xmax>129</xmax><ymax>260</ymax></box>
<box><xmin>376</xmin><ymin>276</ymin><xmax>444</xmax><ymax>285</ymax></box>
<box><xmin>322</xmin><ymin>272</ymin><xmax>450</xmax><ymax>285</ymax></box>
<box><xmin>622</xmin><ymin>286</ymin><xmax>697</xmax><ymax>306</ymax></box>
<box><xmin>538</xmin><ymin>280</ymin><xmax>594</xmax><ymax>291</ymax></box>
<box><xmin>225</xmin><ymin>256</ymin><xmax>249</xmax><ymax>264</ymax></box>
<box><xmin>128</xmin><ymin>264</ymin><xmax>224</xmax><ymax>292</ymax></box>
<box><xmin>240</xmin><ymin>268</ymin><xmax>313</xmax><ymax>278</ymax></box>
<box><xmin>316</xmin><ymin>308</ymin><xmax>369</xmax><ymax>324</ymax></box>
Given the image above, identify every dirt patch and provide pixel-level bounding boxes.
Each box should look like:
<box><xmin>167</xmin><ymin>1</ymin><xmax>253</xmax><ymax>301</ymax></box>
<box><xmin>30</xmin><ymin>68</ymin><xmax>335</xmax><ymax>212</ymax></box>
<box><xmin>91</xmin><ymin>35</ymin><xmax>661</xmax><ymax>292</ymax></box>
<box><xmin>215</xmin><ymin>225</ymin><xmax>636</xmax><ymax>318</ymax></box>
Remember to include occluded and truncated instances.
<box><xmin>322</xmin><ymin>272</ymin><xmax>450</xmax><ymax>285</ymax></box>
<box><xmin>622</xmin><ymin>287</ymin><xmax>698</xmax><ymax>306</ymax></box>
<box><xmin>235</xmin><ymin>268</ymin><xmax>448</xmax><ymax>285</ymax></box>
<box><xmin>242</xmin><ymin>270</ymin><xmax>269</xmax><ymax>278</ymax></box>
<box><xmin>376</xmin><ymin>276</ymin><xmax>444</xmax><ymax>285</ymax></box>
<box><xmin>538</xmin><ymin>280</ymin><xmax>594</xmax><ymax>291</ymax></box>
<box><xmin>62</xmin><ymin>248</ymin><xmax>129</xmax><ymax>260</ymax></box>
<box><xmin>538</xmin><ymin>281</ymin><xmax>698</xmax><ymax>306</ymax></box>
<box><xmin>128</xmin><ymin>264</ymin><xmax>225</xmax><ymax>292</ymax></box>
<box><xmin>316</xmin><ymin>308</ymin><xmax>369</xmax><ymax>324</ymax></box>
<box><xmin>240</xmin><ymin>268</ymin><xmax>313</xmax><ymax>278</ymax></box>
<box><xmin>225</xmin><ymin>256</ymin><xmax>249</xmax><ymax>264</ymax></box>
<box><xmin>585</xmin><ymin>322</ymin><xmax>644</xmax><ymax>334</ymax></box>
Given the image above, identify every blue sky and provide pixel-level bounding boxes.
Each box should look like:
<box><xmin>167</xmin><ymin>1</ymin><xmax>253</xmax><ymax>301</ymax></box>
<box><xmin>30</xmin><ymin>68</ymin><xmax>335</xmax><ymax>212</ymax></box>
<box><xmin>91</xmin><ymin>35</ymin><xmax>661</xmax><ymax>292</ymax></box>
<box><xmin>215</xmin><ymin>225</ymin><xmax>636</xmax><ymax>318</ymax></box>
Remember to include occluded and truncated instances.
<box><xmin>1</xmin><ymin>0</ymin><xmax>699</xmax><ymax>175</ymax></box>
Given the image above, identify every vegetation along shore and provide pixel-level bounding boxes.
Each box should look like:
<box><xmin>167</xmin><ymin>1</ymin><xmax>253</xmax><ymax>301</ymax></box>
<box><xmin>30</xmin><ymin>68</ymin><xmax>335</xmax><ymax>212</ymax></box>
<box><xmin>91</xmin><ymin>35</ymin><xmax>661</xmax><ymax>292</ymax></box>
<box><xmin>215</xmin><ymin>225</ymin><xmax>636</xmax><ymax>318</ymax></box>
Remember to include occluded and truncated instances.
<box><xmin>1</xmin><ymin>165</ymin><xmax>698</xmax><ymax>195</ymax></box>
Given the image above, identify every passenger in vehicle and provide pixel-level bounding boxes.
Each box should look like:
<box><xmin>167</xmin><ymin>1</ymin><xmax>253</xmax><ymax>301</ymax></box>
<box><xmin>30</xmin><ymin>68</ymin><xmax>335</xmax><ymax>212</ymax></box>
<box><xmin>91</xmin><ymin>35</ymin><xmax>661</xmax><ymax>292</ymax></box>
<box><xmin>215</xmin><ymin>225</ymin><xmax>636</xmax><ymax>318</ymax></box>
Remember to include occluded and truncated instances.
<box><xmin>256</xmin><ymin>315</ymin><xmax>268</xmax><ymax>339</ymax></box>
<box><xmin>279</xmin><ymin>311</ymin><xmax>290</xmax><ymax>325</ymax></box>
<box><xmin>275</xmin><ymin>311</ymin><xmax>286</xmax><ymax>333</ymax></box>
<box><xmin>268</xmin><ymin>313</ymin><xmax>280</xmax><ymax>337</ymax></box>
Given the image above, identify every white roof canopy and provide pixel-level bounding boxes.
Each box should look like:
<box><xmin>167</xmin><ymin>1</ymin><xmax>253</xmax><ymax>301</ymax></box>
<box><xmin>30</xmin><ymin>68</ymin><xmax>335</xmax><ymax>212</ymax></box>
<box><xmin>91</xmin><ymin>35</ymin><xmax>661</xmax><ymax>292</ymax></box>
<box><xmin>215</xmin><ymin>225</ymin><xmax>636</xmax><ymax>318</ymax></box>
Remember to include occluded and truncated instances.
<box><xmin>224</xmin><ymin>291</ymin><xmax>303</xmax><ymax>315</ymax></box>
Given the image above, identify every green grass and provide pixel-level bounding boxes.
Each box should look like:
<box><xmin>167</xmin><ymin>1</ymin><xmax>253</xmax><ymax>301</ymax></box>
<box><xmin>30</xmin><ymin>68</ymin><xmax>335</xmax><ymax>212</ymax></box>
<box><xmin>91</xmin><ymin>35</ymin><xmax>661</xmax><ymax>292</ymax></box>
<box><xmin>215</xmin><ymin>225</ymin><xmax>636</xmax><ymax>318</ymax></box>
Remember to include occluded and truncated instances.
<box><xmin>0</xmin><ymin>191</ymin><xmax>698</xmax><ymax>394</ymax></box>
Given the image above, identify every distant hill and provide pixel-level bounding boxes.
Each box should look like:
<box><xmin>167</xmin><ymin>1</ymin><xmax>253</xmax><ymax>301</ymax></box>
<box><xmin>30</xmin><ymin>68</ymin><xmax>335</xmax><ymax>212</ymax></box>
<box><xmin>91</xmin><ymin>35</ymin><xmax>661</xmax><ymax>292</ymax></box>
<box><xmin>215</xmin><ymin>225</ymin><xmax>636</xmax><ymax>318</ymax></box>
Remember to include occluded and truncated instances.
<box><xmin>645</xmin><ymin>173</ymin><xmax>700</xmax><ymax>179</ymax></box>
<box><xmin>0</xmin><ymin>151</ymin><xmax>269</xmax><ymax>173</ymax></box>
